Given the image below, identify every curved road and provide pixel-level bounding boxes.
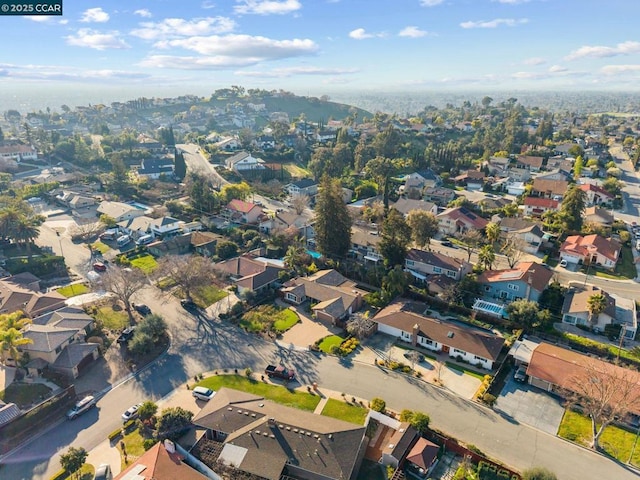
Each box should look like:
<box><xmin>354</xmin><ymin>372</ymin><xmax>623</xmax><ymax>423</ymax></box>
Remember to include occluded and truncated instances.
<box><xmin>1</xmin><ymin>284</ymin><xmax>636</xmax><ymax>480</ymax></box>
<box><xmin>176</xmin><ymin>143</ymin><xmax>229</xmax><ymax>187</ymax></box>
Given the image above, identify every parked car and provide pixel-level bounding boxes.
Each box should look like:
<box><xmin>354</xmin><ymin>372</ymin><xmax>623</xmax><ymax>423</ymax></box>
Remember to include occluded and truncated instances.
<box><xmin>116</xmin><ymin>235</ymin><xmax>131</xmax><ymax>248</ymax></box>
<box><xmin>94</xmin><ymin>463</ymin><xmax>113</xmax><ymax>480</ymax></box>
<box><xmin>559</xmin><ymin>259</ymin><xmax>568</xmax><ymax>268</ymax></box>
<box><xmin>66</xmin><ymin>395</ymin><xmax>96</xmax><ymax>420</ymax></box>
<box><xmin>133</xmin><ymin>303</ymin><xmax>151</xmax><ymax>315</ymax></box>
<box><xmin>265</xmin><ymin>364</ymin><xmax>296</xmax><ymax>381</ymax></box>
<box><xmin>180</xmin><ymin>299</ymin><xmax>199</xmax><ymax>312</ymax></box>
<box><xmin>514</xmin><ymin>365</ymin><xmax>528</xmax><ymax>383</ymax></box>
<box><xmin>192</xmin><ymin>386</ymin><xmax>216</xmax><ymax>401</ymax></box>
<box><xmin>122</xmin><ymin>403</ymin><xmax>143</xmax><ymax>421</ymax></box>
<box><xmin>117</xmin><ymin>326</ymin><xmax>136</xmax><ymax>344</ymax></box>
<box><xmin>441</xmin><ymin>240</ymin><xmax>454</xmax><ymax>248</ymax></box>
<box><xmin>93</xmin><ymin>262</ymin><xmax>107</xmax><ymax>272</ymax></box>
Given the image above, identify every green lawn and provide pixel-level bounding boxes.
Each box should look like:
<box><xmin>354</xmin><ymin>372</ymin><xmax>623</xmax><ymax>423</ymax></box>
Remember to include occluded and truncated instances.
<box><xmin>558</xmin><ymin>409</ymin><xmax>640</xmax><ymax>466</ymax></box>
<box><xmin>90</xmin><ymin>241</ymin><xmax>110</xmax><ymax>254</ymax></box>
<box><xmin>445</xmin><ymin>362</ymin><xmax>487</xmax><ymax>380</ymax></box>
<box><xmin>192</xmin><ymin>285</ymin><xmax>228</xmax><ymax>308</ymax></box>
<box><xmin>197</xmin><ymin>375</ymin><xmax>321</xmax><ymax>412</ymax></box>
<box><xmin>119</xmin><ymin>428</ymin><xmax>153</xmax><ymax>471</ymax></box>
<box><xmin>589</xmin><ymin>245</ymin><xmax>636</xmax><ymax>280</ymax></box>
<box><xmin>283</xmin><ymin>163</ymin><xmax>312</xmax><ymax>178</ymax></box>
<box><xmin>50</xmin><ymin>463</ymin><xmax>95</xmax><ymax>480</ymax></box>
<box><xmin>56</xmin><ymin>283</ymin><xmax>90</xmax><ymax>298</ymax></box>
<box><xmin>321</xmin><ymin>398</ymin><xmax>368</xmax><ymax>425</ymax></box>
<box><xmin>272</xmin><ymin>309</ymin><xmax>299</xmax><ymax>333</ymax></box>
<box><xmin>94</xmin><ymin>306</ymin><xmax>130</xmax><ymax>330</ymax></box>
<box><xmin>317</xmin><ymin>335</ymin><xmax>345</xmax><ymax>354</ymax></box>
<box><xmin>129</xmin><ymin>254</ymin><xmax>158</xmax><ymax>274</ymax></box>
<box><xmin>0</xmin><ymin>383</ymin><xmax>52</xmax><ymax>408</ymax></box>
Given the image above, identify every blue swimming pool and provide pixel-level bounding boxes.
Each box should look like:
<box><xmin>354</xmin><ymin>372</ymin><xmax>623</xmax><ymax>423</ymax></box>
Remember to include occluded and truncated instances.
<box><xmin>306</xmin><ymin>249</ymin><xmax>322</xmax><ymax>259</ymax></box>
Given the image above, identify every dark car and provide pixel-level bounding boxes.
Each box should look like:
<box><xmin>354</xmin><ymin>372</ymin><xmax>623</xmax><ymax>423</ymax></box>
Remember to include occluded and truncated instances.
<box><xmin>117</xmin><ymin>326</ymin><xmax>137</xmax><ymax>344</ymax></box>
<box><xmin>180</xmin><ymin>299</ymin><xmax>199</xmax><ymax>312</ymax></box>
<box><xmin>441</xmin><ymin>240</ymin><xmax>454</xmax><ymax>248</ymax></box>
<box><xmin>93</xmin><ymin>262</ymin><xmax>107</xmax><ymax>272</ymax></box>
<box><xmin>133</xmin><ymin>303</ymin><xmax>151</xmax><ymax>315</ymax></box>
<box><xmin>514</xmin><ymin>365</ymin><xmax>528</xmax><ymax>383</ymax></box>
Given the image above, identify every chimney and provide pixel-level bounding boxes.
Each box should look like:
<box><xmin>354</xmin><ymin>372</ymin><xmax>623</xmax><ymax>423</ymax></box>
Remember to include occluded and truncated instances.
<box><xmin>412</xmin><ymin>323</ymin><xmax>419</xmax><ymax>346</ymax></box>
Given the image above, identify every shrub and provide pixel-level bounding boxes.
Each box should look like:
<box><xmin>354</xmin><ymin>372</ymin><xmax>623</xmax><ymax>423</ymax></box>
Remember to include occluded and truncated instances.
<box><xmin>370</xmin><ymin>397</ymin><xmax>386</xmax><ymax>413</ymax></box>
<box><xmin>143</xmin><ymin>438</ymin><xmax>158</xmax><ymax>451</ymax></box>
<box><xmin>108</xmin><ymin>428</ymin><xmax>122</xmax><ymax>441</ymax></box>
<box><xmin>245</xmin><ymin>367</ymin><xmax>253</xmax><ymax>377</ymax></box>
<box><xmin>482</xmin><ymin>393</ymin><xmax>497</xmax><ymax>406</ymax></box>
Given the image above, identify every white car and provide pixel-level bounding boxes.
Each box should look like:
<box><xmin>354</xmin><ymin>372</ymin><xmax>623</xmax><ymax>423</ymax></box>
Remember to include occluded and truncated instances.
<box><xmin>559</xmin><ymin>259</ymin><xmax>568</xmax><ymax>268</ymax></box>
<box><xmin>192</xmin><ymin>386</ymin><xmax>216</xmax><ymax>401</ymax></box>
<box><xmin>122</xmin><ymin>403</ymin><xmax>143</xmax><ymax>421</ymax></box>
<box><xmin>66</xmin><ymin>395</ymin><xmax>96</xmax><ymax>420</ymax></box>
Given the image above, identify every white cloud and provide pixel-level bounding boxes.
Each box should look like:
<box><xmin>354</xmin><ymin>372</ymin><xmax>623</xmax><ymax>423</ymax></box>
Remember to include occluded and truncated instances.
<box><xmin>600</xmin><ymin>64</ymin><xmax>640</xmax><ymax>75</ymax></box>
<box><xmin>420</xmin><ymin>0</ymin><xmax>444</xmax><ymax>6</ymax></box>
<box><xmin>348</xmin><ymin>28</ymin><xmax>386</xmax><ymax>40</ymax></box>
<box><xmin>234</xmin><ymin>0</ymin><xmax>301</xmax><ymax>15</ymax></box>
<box><xmin>139</xmin><ymin>55</ymin><xmax>264</xmax><ymax>69</ymax></box>
<box><xmin>134</xmin><ymin>9</ymin><xmax>152</xmax><ymax>18</ymax></box>
<box><xmin>202</xmin><ymin>1</ymin><xmax>216</xmax><ymax>8</ymax></box>
<box><xmin>80</xmin><ymin>8</ymin><xmax>109</xmax><ymax>23</ymax></box>
<box><xmin>460</xmin><ymin>18</ymin><xmax>528</xmax><ymax>29</ymax></box>
<box><xmin>548</xmin><ymin>65</ymin><xmax>567</xmax><ymax>73</ymax></box>
<box><xmin>493</xmin><ymin>0</ymin><xmax>530</xmax><ymax>4</ymax></box>
<box><xmin>131</xmin><ymin>17</ymin><xmax>236</xmax><ymax>40</ymax></box>
<box><xmin>565</xmin><ymin>41</ymin><xmax>640</xmax><ymax>61</ymax></box>
<box><xmin>158</xmin><ymin>34</ymin><xmax>317</xmax><ymax>56</ymax></box>
<box><xmin>523</xmin><ymin>57</ymin><xmax>545</xmax><ymax>65</ymax></box>
<box><xmin>399</xmin><ymin>26</ymin><xmax>428</xmax><ymax>38</ymax></box>
<box><xmin>511</xmin><ymin>71</ymin><xmax>548</xmax><ymax>80</ymax></box>
<box><xmin>236</xmin><ymin>66</ymin><xmax>358</xmax><ymax>77</ymax></box>
<box><xmin>65</xmin><ymin>29</ymin><xmax>130</xmax><ymax>50</ymax></box>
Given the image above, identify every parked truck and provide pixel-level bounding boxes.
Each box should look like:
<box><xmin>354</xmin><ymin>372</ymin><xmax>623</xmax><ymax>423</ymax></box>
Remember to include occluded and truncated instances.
<box><xmin>265</xmin><ymin>364</ymin><xmax>295</xmax><ymax>381</ymax></box>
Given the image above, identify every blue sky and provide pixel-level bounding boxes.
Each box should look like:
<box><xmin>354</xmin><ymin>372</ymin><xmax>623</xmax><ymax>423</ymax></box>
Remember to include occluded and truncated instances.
<box><xmin>3</xmin><ymin>0</ymin><xmax>640</xmax><ymax>97</ymax></box>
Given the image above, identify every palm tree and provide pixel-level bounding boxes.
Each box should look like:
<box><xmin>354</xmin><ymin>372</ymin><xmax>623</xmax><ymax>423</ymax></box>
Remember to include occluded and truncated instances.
<box><xmin>0</xmin><ymin>328</ymin><xmax>33</xmax><ymax>364</ymax></box>
<box><xmin>0</xmin><ymin>311</ymin><xmax>31</xmax><ymax>331</ymax></box>
<box><xmin>478</xmin><ymin>244</ymin><xmax>496</xmax><ymax>270</ymax></box>
<box><xmin>283</xmin><ymin>244</ymin><xmax>307</xmax><ymax>275</ymax></box>
<box><xmin>13</xmin><ymin>216</ymin><xmax>42</xmax><ymax>250</ymax></box>
<box><xmin>485</xmin><ymin>222</ymin><xmax>501</xmax><ymax>246</ymax></box>
<box><xmin>587</xmin><ymin>292</ymin><xmax>608</xmax><ymax>327</ymax></box>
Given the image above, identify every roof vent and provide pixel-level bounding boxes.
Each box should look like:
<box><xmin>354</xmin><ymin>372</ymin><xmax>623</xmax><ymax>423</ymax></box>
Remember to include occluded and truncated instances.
<box><xmin>328</xmin><ymin>434</ymin><xmax>333</xmax><ymax>440</ymax></box>
<box><xmin>227</xmin><ymin>407</ymin><xmax>233</xmax><ymax>411</ymax></box>
<box><xmin>251</xmin><ymin>413</ymin><xmax>256</xmax><ymax>418</ymax></box>
<box><xmin>306</xmin><ymin>432</ymin><xmax>311</xmax><ymax>436</ymax></box>
<box><xmin>286</xmin><ymin>427</ymin><xmax>291</xmax><ymax>431</ymax></box>
<box><xmin>237</xmin><ymin>409</ymin><xmax>243</xmax><ymax>413</ymax></box>
<box><xmin>399</xmin><ymin>428</ymin><xmax>405</xmax><ymax>433</ymax></box>
<box><xmin>255</xmin><ymin>430</ymin><xmax>260</xmax><ymax>435</ymax></box>
<box><xmin>314</xmin><ymin>434</ymin><xmax>319</xmax><ymax>439</ymax></box>
<box><xmin>270</xmin><ymin>434</ymin><xmax>275</xmax><ymax>439</ymax></box>
<box><xmin>279</xmin><ymin>424</ymin><xmax>284</xmax><ymax>429</ymax></box>
<box><xmin>259</xmin><ymin>403</ymin><xmax>264</xmax><ymax>407</ymax></box>
<box><xmin>244</xmin><ymin>411</ymin><xmax>249</xmax><ymax>415</ymax></box>
<box><xmin>263</xmin><ymin>432</ymin><xmax>268</xmax><ymax>437</ymax></box>
<box><xmin>447</xmin><ymin>331</ymin><xmax>454</xmax><ymax>338</ymax></box>
<box><xmin>293</xmin><ymin>428</ymin><xmax>299</xmax><ymax>433</ymax></box>
<box><xmin>388</xmin><ymin>443</ymin><xmax>395</xmax><ymax>449</ymax></box>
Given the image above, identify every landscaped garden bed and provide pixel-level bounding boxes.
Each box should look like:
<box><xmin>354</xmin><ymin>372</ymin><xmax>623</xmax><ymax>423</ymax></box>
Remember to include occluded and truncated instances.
<box><xmin>239</xmin><ymin>305</ymin><xmax>299</xmax><ymax>333</ymax></box>
<box><xmin>315</xmin><ymin>335</ymin><xmax>360</xmax><ymax>356</ymax></box>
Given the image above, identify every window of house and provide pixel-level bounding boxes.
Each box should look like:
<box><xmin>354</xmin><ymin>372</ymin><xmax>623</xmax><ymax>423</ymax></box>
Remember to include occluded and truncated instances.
<box><xmin>406</xmin><ymin>260</ymin><xmax>415</xmax><ymax>267</ymax></box>
<box><xmin>285</xmin><ymin>293</ymin><xmax>297</xmax><ymax>302</ymax></box>
<box><xmin>474</xmin><ymin>356</ymin><xmax>484</xmax><ymax>361</ymax></box>
<box><xmin>484</xmin><ymin>286</ymin><xmax>491</xmax><ymax>292</ymax></box>
<box><xmin>446</xmin><ymin>270</ymin><xmax>456</xmax><ymax>278</ymax></box>
<box><xmin>55</xmin><ymin>346</ymin><xmax>61</xmax><ymax>354</ymax></box>
<box><xmin>507</xmin><ymin>284</ymin><xmax>519</xmax><ymax>291</ymax></box>
<box><xmin>433</xmin><ymin>267</ymin><xmax>442</xmax><ymax>273</ymax></box>
<box><xmin>453</xmin><ymin>348</ymin><xmax>465</xmax><ymax>355</ymax></box>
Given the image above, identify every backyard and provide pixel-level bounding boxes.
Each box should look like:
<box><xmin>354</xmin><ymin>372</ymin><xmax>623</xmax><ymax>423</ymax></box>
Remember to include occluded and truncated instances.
<box><xmin>558</xmin><ymin>409</ymin><xmax>640</xmax><ymax>467</ymax></box>
<box><xmin>0</xmin><ymin>383</ymin><xmax>52</xmax><ymax>409</ymax></box>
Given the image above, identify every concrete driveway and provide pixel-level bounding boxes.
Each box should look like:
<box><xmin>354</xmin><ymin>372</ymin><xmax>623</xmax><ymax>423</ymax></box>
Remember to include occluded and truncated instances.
<box><xmin>279</xmin><ymin>304</ymin><xmax>342</xmax><ymax>350</ymax></box>
<box><xmin>495</xmin><ymin>369</ymin><xmax>565</xmax><ymax>435</ymax></box>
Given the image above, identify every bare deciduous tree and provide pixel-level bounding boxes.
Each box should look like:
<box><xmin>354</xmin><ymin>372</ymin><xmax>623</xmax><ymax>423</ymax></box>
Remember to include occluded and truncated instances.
<box><xmin>407</xmin><ymin>350</ymin><xmax>422</xmax><ymax>371</ymax></box>
<box><xmin>290</xmin><ymin>194</ymin><xmax>310</xmax><ymax>215</ymax></box>
<box><xmin>99</xmin><ymin>265</ymin><xmax>148</xmax><ymax>321</ymax></box>
<box><xmin>501</xmin><ymin>234</ymin><xmax>526</xmax><ymax>268</ymax></box>
<box><xmin>70</xmin><ymin>220</ymin><xmax>105</xmax><ymax>242</ymax></box>
<box><xmin>457</xmin><ymin>229</ymin><xmax>483</xmax><ymax>262</ymax></box>
<box><xmin>564</xmin><ymin>359</ymin><xmax>640</xmax><ymax>451</ymax></box>
<box><xmin>156</xmin><ymin>255</ymin><xmax>218</xmax><ymax>301</ymax></box>
<box><xmin>346</xmin><ymin>312</ymin><xmax>375</xmax><ymax>339</ymax></box>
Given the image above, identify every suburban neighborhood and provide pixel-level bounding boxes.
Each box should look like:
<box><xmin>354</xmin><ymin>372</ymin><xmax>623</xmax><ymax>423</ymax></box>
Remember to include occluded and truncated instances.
<box><xmin>1</xmin><ymin>89</ymin><xmax>640</xmax><ymax>480</ymax></box>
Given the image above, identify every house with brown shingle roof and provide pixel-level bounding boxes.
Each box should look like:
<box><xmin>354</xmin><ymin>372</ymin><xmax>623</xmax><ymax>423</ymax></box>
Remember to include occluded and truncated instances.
<box><xmin>477</xmin><ymin>261</ymin><xmax>553</xmax><ymax>303</ymax></box>
<box><xmin>0</xmin><ymin>275</ymin><xmax>66</xmax><ymax>318</ymax></box>
<box><xmin>191</xmin><ymin>388</ymin><xmax>367</xmax><ymax>480</ymax></box>
<box><xmin>559</xmin><ymin>234</ymin><xmax>620</xmax><ymax>270</ymax></box>
<box><xmin>214</xmin><ymin>255</ymin><xmax>285</xmax><ymax>296</ymax></box>
<box><xmin>373</xmin><ymin>299</ymin><xmax>505</xmax><ymax>370</ymax></box>
<box><xmin>584</xmin><ymin>206</ymin><xmax>614</xmax><ymax>226</ymax></box>
<box><xmin>405</xmin><ymin>248</ymin><xmax>472</xmax><ymax>281</ymax></box>
<box><xmin>516</xmin><ymin>155</ymin><xmax>544</xmax><ymax>172</ymax></box>
<box><xmin>561</xmin><ymin>286</ymin><xmax>616</xmax><ymax>333</ymax></box>
<box><xmin>530</xmin><ymin>178</ymin><xmax>569</xmax><ymax>199</ymax></box>
<box><xmin>437</xmin><ymin>207</ymin><xmax>489</xmax><ymax>236</ymax></box>
<box><xmin>281</xmin><ymin>269</ymin><xmax>366</xmax><ymax>325</ymax></box>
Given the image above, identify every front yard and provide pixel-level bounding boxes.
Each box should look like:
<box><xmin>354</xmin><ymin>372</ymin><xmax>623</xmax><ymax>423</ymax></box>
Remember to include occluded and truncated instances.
<box><xmin>0</xmin><ymin>383</ymin><xmax>52</xmax><ymax>408</ymax></box>
<box><xmin>56</xmin><ymin>283</ymin><xmax>90</xmax><ymax>298</ymax></box>
<box><xmin>321</xmin><ymin>398</ymin><xmax>368</xmax><ymax>425</ymax></box>
<box><xmin>558</xmin><ymin>409</ymin><xmax>640</xmax><ymax>467</ymax></box>
<box><xmin>90</xmin><ymin>304</ymin><xmax>130</xmax><ymax>330</ymax></box>
<box><xmin>128</xmin><ymin>253</ymin><xmax>158</xmax><ymax>274</ymax></box>
<box><xmin>239</xmin><ymin>305</ymin><xmax>299</xmax><ymax>333</ymax></box>
<box><xmin>191</xmin><ymin>285</ymin><xmax>228</xmax><ymax>308</ymax></box>
<box><xmin>317</xmin><ymin>335</ymin><xmax>345</xmax><ymax>353</ymax></box>
<box><xmin>587</xmin><ymin>245</ymin><xmax>636</xmax><ymax>280</ymax></box>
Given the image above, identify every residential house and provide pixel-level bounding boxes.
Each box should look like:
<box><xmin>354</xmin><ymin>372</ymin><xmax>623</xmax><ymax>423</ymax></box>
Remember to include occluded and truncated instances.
<box><xmin>454</xmin><ymin>170</ymin><xmax>486</xmax><ymax>190</ymax></box>
<box><xmin>531</xmin><ymin>178</ymin><xmax>569</xmax><ymax>200</ymax></box>
<box><xmin>55</xmin><ymin>191</ymin><xmax>95</xmax><ymax>210</ymax></box>
<box><xmin>561</xmin><ymin>286</ymin><xmax>617</xmax><ymax>333</ymax></box>
<box><xmin>191</xmin><ymin>388</ymin><xmax>367</xmax><ymax>480</ymax></box>
<box><xmin>221</xmin><ymin>199</ymin><xmax>264</xmax><ymax>224</ymax></box>
<box><xmin>554</xmin><ymin>142</ymin><xmax>577</xmax><ymax>156</ymax></box>
<box><xmin>559</xmin><ymin>234</ymin><xmax>621</xmax><ymax>270</ymax></box>
<box><xmin>506</xmin><ymin>181</ymin><xmax>526</xmax><ymax>196</ymax></box>
<box><xmin>523</xmin><ymin>197</ymin><xmax>560</xmax><ymax>217</ymax></box>
<box><xmin>501</xmin><ymin>223</ymin><xmax>545</xmax><ymax>254</ymax></box>
<box><xmin>316</xmin><ymin>130</ymin><xmax>336</xmax><ymax>143</ymax></box>
<box><xmin>498</xmin><ymin>217</ymin><xmax>539</xmax><ymax>233</ymax></box>
<box><xmin>146</xmin><ymin>234</ymin><xmax>192</xmax><ymax>257</ymax></box>
<box><xmin>423</xmin><ymin>187</ymin><xmax>456</xmax><ymax>206</ymax></box>
<box><xmin>437</xmin><ymin>207</ymin><xmax>489</xmax><ymax>236</ymax></box>
<box><xmin>117</xmin><ymin>215</ymin><xmax>155</xmax><ymax>240</ymax></box>
<box><xmin>405</xmin><ymin>248</ymin><xmax>472</xmax><ymax>281</ymax></box>
<box><xmin>579</xmin><ymin>183</ymin><xmax>614</xmax><ymax>206</ymax></box>
<box><xmin>477</xmin><ymin>261</ymin><xmax>553</xmax><ymax>303</ymax></box>
<box><xmin>506</xmin><ymin>167</ymin><xmax>531</xmax><ymax>182</ymax></box>
<box><xmin>486</xmin><ymin>156</ymin><xmax>511</xmax><ymax>176</ymax></box>
<box><xmin>515</xmin><ymin>155</ymin><xmax>544</xmax><ymax>172</ymax></box>
<box><xmin>373</xmin><ymin>300</ymin><xmax>505</xmax><ymax>370</ymax></box>
<box><xmin>137</xmin><ymin>157</ymin><xmax>174</xmax><ymax>179</ymax></box>
<box><xmin>21</xmin><ymin>307</ymin><xmax>99</xmax><ymax>378</ymax></box>
<box><xmin>526</xmin><ymin>342</ymin><xmax>640</xmax><ymax>421</ymax></box>
<box><xmin>259</xmin><ymin>211</ymin><xmax>314</xmax><ymax>238</ymax></box>
<box><xmin>0</xmin><ymin>273</ymin><xmax>67</xmax><ymax>318</ymax></box>
<box><xmin>281</xmin><ymin>269</ymin><xmax>366</xmax><ymax>325</ymax></box>
<box><xmin>150</xmin><ymin>216</ymin><xmax>182</xmax><ymax>238</ymax></box>
<box><xmin>0</xmin><ymin>144</ymin><xmax>38</xmax><ymax>162</ymax></box>
<box><xmin>224</xmin><ymin>151</ymin><xmax>265</xmax><ymax>173</ymax></box>
<box><xmin>137</xmin><ymin>134</ymin><xmax>163</xmax><ymax>153</ymax></box>
<box><xmin>97</xmin><ymin>201</ymin><xmax>146</xmax><ymax>223</ymax></box>
<box><xmin>477</xmin><ymin>196</ymin><xmax>512</xmax><ymax>213</ymax></box>
<box><xmin>403</xmin><ymin>169</ymin><xmax>441</xmax><ymax>195</ymax></box>
<box><xmin>212</xmin><ymin>136</ymin><xmax>240</xmax><ymax>151</ymax></box>
<box><xmin>115</xmin><ymin>440</ymin><xmax>211</xmax><ymax>480</ymax></box>
<box><xmin>256</xmin><ymin>135</ymin><xmax>276</xmax><ymax>150</ymax></box>
<box><xmin>584</xmin><ymin>206</ymin><xmax>614</xmax><ymax>227</ymax></box>
<box><xmin>546</xmin><ymin>156</ymin><xmax>574</xmax><ymax>174</ymax></box>
<box><xmin>536</xmin><ymin>169</ymin><xmax>573</xmax><ymax>182</ymax></box>
<box><xmin>284</xmin><ymin>178</ymin><xmax>318</xmax><ymax>198</ymax></box>
<box><xmin>214</xmin><ymin>256</ymin><xmax>284</xmax><ymax>296</ymax></box>
<box><xmin>391</xmin><ymin>198</ymin><xmax>438</xmax><ymax>217</ymax></box>
<box><xmin>350</xmin><ymin>227</ymin><xmax>382</xmax><ymax>263</ymax></box>
<box><xmin>190</xmin><ymin>231</ymin><xmax>224</xmax><ymax>257</ymax></box>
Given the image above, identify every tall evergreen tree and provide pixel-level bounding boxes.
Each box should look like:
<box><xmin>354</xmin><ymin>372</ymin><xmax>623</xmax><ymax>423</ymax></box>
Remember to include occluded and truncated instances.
<box><xmin>314</xmin><ymin>176</ymin><xmax>351</xmax><ymax>258</ymax></box>
<box><xmin>174</xmin><ymin>150</ymin><xmax>187</xmax><ymax>180</ymax></box>
<box><xmin>560</xmin><ymin>185</ymin><xmax>587</xmax><ymax>232</ymax></box>
<box><xmin>379</xmin><ymin>208</ymin><xmax>411</xmax><ymax>267</ymax></box>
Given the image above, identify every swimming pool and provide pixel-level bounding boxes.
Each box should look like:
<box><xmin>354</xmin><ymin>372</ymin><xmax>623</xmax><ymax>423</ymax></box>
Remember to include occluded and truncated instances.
<box><xmin>306</xmin><ymin>249</ymin><xmax>322</xmax><ymax>259</ymax></box>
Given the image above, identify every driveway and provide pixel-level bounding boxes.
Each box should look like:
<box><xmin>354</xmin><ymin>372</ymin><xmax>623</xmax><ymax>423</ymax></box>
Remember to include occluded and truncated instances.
<box><xmin>494</xmin><ymin>369</ymin><xmax>565</xmax><ymax>435</ymax></box>
<box><xmin>279</xmin><ymin>303</ymin><xmax>341</xmax><ymax>350</ymax></box>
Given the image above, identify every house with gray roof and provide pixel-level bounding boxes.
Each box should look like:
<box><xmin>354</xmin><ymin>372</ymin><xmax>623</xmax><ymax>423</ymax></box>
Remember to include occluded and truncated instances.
<box><xmin>191</xmin><ymin>387</ymin><xmax>367</xmax><ymax>480</ymax></box>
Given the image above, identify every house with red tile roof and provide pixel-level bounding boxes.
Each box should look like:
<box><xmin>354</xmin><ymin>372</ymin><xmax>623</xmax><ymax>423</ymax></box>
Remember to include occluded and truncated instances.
<box><xmin>437</xmin><ymin>207</ymin><xmax>488</xmax><ymax>235</ymax></box>
<box><xmin>221</xmin><ymin>199</ymin><xmax>264</xmax><ymax>224</ymax></box>
<box><xmin>559</xmin><ymin>234</ymin><xmax>621</xmax><ymax>270</ymax></box>
<box><xmin>578</xmin><ymin>183</ymin><xmax>614</xmax><ymax>206</ymax></box>
<box><xmin>477</xmin><ymin>262</ymin><xmax>553</xmax><ymax>303</ymax></box>
<box><xmin>115</xmin><ymin>440</ymin><xmax>209</xmax><ymax>480</ymax></box>
<box><xmin>523</xmin><ymin>196</ymin><xmax>559</xmax><ymax>217</ymax></box>
<box><xmin>372</xmin><ymin>299</ymin><xmax>505</xmax><ymax>370</ymax></box>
